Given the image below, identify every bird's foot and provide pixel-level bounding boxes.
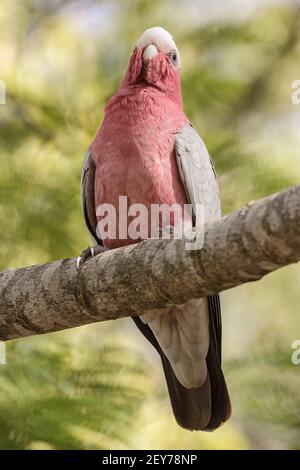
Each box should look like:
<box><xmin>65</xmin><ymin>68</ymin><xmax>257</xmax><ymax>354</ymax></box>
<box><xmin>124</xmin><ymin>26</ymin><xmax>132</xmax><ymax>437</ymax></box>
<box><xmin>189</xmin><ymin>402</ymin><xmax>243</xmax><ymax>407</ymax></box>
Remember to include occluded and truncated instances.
<box><xmin>153</xmin><ymin>225</ymin><xmax>175</xmax><ymax>239</ymax></box>
<box><xmin>76</xmin><ymin>245</ymin><xmax>108</xmax><ymax>270</ymax></box>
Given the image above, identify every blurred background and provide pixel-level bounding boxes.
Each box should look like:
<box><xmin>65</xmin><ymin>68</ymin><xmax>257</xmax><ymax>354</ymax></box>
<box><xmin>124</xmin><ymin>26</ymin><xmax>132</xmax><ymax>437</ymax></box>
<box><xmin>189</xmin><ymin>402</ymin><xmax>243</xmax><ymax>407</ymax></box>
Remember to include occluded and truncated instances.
<box><xmin>0</xmin><ymin>0</ymin><xmax>300</xmax><ymax>450</ymax></box>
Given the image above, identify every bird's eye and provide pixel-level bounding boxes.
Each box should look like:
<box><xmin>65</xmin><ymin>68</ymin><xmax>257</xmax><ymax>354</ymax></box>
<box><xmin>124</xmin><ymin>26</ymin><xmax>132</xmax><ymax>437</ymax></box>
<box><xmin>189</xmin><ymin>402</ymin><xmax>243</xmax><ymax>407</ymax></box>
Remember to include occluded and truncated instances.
<box><xmin>169</xmin><ymin>50</ymin><xmax>178</xmax><ymax>65</ymax></box>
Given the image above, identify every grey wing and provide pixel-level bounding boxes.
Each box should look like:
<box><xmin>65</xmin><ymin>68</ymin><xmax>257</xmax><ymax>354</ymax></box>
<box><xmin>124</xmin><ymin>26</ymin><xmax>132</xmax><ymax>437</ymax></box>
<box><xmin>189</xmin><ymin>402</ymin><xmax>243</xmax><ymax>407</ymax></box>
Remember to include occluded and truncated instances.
<box><xmin>175</xmin><ymin>123</ymin><xmax>221</xmax><ymax>224</ymax></box>
<box><xmin>80</xmin><ymin>150</ymin><xmax>101</xmax><ymax>245</ymax></box>
<box><xmin>176</xmin><ymin>122</ymin><xmax>228</xmax><ymax>401</ymax></box>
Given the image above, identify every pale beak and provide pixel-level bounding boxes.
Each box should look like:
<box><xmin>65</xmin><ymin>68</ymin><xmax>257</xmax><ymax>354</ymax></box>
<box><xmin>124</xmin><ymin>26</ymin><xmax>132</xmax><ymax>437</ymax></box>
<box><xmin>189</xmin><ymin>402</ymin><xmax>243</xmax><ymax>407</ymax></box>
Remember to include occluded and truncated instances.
<box><xmin>142</xmin><ymin>44</ymin><xmax>158</xmax><ymax>66</ymax></box>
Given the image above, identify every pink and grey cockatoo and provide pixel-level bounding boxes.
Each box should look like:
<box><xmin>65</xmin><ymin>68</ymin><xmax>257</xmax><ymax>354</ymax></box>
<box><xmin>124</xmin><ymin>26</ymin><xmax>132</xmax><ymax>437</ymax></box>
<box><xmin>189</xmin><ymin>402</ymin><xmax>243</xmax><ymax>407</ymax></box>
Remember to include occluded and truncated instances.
<box><xmin>80</xmin><ymin>27</ymin><xmax>231</xmax><ymax>430</ymax></box>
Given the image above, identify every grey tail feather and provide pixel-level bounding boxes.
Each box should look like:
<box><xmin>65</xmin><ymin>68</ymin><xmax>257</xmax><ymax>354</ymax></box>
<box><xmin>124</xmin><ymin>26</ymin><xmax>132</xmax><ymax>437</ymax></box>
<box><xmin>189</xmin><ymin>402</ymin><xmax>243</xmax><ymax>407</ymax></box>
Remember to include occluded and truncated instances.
<box><xmin>132</xmin><ymin>294</ymin><xmax>231</xmax><ymax>431</ymax></box>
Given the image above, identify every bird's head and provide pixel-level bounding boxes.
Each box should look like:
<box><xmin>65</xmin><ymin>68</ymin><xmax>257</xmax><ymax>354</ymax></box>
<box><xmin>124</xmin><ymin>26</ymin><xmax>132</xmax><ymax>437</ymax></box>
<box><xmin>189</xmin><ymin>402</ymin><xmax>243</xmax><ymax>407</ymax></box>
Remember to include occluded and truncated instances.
<box><xmin>122</xmin><ymin>27</ymin><xmax>182</xmax><ymax>105</ymax></box>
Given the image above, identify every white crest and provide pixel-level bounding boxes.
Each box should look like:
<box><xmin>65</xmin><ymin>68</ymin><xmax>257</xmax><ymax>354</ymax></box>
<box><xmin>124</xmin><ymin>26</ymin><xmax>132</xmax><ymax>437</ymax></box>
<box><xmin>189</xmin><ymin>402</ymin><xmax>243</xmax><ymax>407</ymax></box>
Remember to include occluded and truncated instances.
<box><xmin>136</xmin><ymin>27</ymin><xmax>181</xmax><ymax>67</ymax></box>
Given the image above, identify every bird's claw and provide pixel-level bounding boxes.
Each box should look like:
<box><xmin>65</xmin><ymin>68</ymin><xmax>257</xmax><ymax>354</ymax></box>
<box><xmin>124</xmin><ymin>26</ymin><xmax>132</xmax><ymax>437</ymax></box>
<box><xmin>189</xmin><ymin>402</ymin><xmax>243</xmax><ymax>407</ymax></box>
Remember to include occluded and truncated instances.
<box><xmin>153</xmin><ymin>225</ymin><xmax>175</xmax><ymax>239</ymax></box>
<box><xmin>76</xmin><ymin>245</ymin><xmax>108</xmax><ymax>270</ymax></box>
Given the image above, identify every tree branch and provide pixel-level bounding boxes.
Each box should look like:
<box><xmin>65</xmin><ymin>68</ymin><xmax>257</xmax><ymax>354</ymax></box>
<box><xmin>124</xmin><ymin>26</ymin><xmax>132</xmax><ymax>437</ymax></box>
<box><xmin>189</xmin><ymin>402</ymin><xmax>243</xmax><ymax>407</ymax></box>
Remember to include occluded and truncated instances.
<box><xmin>1</xmin><ymin>184</ymin><xmax>300</xmax><ymax>341</ymax></box>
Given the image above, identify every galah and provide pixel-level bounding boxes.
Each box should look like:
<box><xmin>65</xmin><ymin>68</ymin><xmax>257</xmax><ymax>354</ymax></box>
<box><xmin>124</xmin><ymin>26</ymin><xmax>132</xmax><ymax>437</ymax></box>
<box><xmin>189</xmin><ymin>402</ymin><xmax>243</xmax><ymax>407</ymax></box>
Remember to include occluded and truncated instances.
<box><xmin>79</xmin><ymin>27</ymin><xmax>231</xmax><ymax>430</ymax></box>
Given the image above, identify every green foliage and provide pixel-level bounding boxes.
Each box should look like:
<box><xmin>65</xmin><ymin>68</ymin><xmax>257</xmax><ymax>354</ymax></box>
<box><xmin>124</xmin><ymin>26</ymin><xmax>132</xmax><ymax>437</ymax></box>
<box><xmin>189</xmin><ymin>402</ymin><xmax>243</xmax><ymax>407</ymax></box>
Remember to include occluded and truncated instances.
<box><xmin>227</xmin><ymin>349</ymin><xmax>300</xmax><ymax>449</ymax></box>
<box><xmin>0</xmin><ymin>335</ymin><xmax>145</xmax><ymax>449</ymax></box>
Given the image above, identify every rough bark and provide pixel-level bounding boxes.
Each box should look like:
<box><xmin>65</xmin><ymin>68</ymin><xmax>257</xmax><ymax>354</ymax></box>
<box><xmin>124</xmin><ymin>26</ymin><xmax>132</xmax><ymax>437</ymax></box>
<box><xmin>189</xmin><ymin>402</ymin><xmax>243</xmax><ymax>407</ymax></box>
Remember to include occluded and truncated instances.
<box><xmin>0</xmin><ymin>184</ymin><xmax>299</xmax><ymax>341</ymax></box>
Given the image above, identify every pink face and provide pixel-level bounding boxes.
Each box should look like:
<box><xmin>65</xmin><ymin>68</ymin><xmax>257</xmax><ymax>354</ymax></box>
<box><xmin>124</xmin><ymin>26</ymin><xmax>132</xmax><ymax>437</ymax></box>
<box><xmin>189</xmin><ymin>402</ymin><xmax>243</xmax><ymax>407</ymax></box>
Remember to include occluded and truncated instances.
<box><xmin>122</xmin><ymin>29</ymin><xmax>182</xmax><ymax>106</ymax></box>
